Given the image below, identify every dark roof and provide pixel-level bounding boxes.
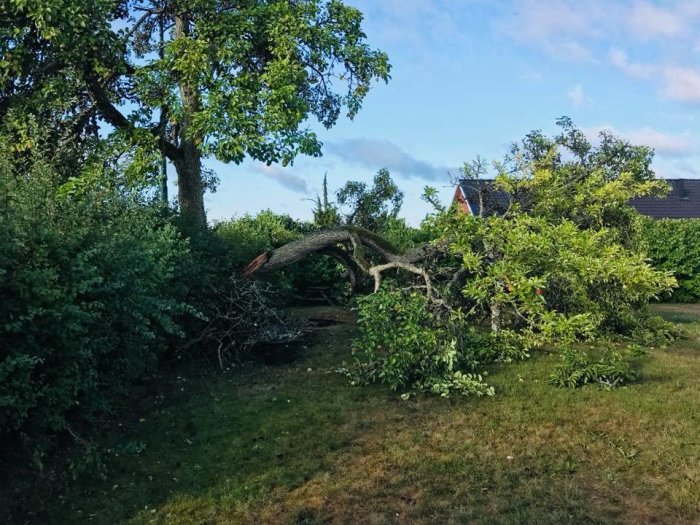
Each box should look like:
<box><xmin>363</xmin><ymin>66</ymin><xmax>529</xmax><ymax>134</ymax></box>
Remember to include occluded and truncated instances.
<box><xmin>630</xmin><ymin>179</ymin><xmax>700</xmax><ymax>219</ymax></box>
<box><xmin>455</xmin><ymin>178</ymin><xmax>700</xmax><ymax>220</ymax></box>
<box><xmin>456</xmin><ymin>179</ymin><xmax>511</xmax><ymax>216</ymax></box>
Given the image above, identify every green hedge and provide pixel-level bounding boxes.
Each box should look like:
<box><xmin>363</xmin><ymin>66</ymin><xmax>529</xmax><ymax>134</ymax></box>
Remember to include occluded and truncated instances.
<box><xmin>0</xmin><ymin>154</ymin><xmax>189</xmax><ymax>466</ymax></box>
<box><xmin>641</xmin><ymin>218</ymin><xmax>700</xmax><ymax>302</ymax></box>
<box><xmin>214</xmin><ymin>212</ymin><xmax>348</xmax><ymax>299</ymax></box>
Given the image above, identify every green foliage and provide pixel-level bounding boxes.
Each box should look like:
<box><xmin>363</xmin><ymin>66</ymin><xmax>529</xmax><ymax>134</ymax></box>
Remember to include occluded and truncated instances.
<box><xmin>436</xmin><ymin>211</ymin><xmax>675</xmax><ymax>347</ymax></box>
<box><xmin>379</xmin><ymin>216</ymin><xmax>428</xmax><ymax>252</ymax></box>
<box><xmin>214</xmin><ymin>211</ymin><xmax>348</xmax><ymax>300</ymax></box>
<box><xmin>509</xmin><ymin>116</ymin><xmax>657</xmax><ymax>183</ymax></box>
<box><xmin>2</xmin><ymin>0</ymin><xmax>391</xmax><ymax>224</ymax></box>
<box><xmin>628</xmin><ymin>313</ymin><xmax>677</xmax><ymax>347</ymax></box>
<box><xmin>421</xmin><ymin>120</ymin><xmax>677</xmax><ymax>347</ymax></box>
<box><xmin>366</xmin><ymin>120</ymin><xmax>677</xmax><ymax>396</ymax></box>
<box><xmin>349</xmin><ymin>290</ymin><xmax>512</xmax><ymax>397</ymax></box>
<box><xmin>498</xmin><ymin>117</ymin><xmax>669</xmax><ymax>246</ymax></box>
<box><xmin>0</xmin><ymin>145</ymin><xmax>189</xmax><ymax>465</ymax></box>
<box><xmin>215</xmin><ymin>210</ymin><xmax>306</xmax><ymax>269</ymax></box>
<box><xmin>336</xmin><ymin>168</ymin><xmax>404</xmax><ymax>231</ymax></box>
<box><xmin>549</xmin><ymin>347</ymin><xmax>638</xmax><ymax>389</ymax></box>
<box><xmin>312</xmin><ymin>174</ymin><xmax>341</xmax><ymax>228</ymax></box>
<box><xmin>309</xmin><ymin>170</ymin><xmax>420</xmax><ymax>293</ymax></box>
<box><xmin>641</xmin><ymin>218</ymin><xmax>700</xmax><ymax>302</ymax></box>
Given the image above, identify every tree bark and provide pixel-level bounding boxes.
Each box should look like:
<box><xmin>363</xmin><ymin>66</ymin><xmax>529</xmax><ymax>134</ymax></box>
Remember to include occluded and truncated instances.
<box><xmin>173</xmin><ymin>14</ymin><xmax>207</xmax><ymax>229</ymax></box>
<box><xmin>490</xmin><ymin>303</ymin><xmax>501</xmax><ymax>333</ymax></box>
<box><xmin>243</xmin><ymin>227</ymin><xmax>435</xmax><ymax>276</ymax></box>
<box><xmin>158</xmin><ymin>14</ymin><xmax>169</xmax><ymax>206</ymax></box>
<box><xmin>172</xmin><ymin>144</ymin><xmax>205</xmax><ymax>229</ymax></box>
<box><xmin>243</xmin><ymin>226</ymin><xmax>443</xmax><ymax>302</ymax></box>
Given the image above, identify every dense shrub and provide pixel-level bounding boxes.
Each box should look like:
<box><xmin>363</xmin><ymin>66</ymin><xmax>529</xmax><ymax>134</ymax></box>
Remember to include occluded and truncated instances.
<box><xmin>214</xmin><ymin>211</ymin><xmax>349</xmax><ymax>300</ymax></box>
<box><xmin>346</xmin><ymin>290</ymin><xmax>531</xmax><ymax>397</ymax></box>
<box><xmin>435</xmin><ymin>212</ymin><xmax>676</xmax><ymax>345</ymax></box>
<box><xmin>345</xmin><ymin>206</ymin><xmax>673</xmax><ymax>396</ymax></box>
<box><xmin>0</xmin><ymin>152</ymin><xmax>189</xmax><ymax>466</ymax></box>
<box><xmin>379</xmin><ymin>216</ymin><xmax>430</xmax><ymax>251</ymax></box>
<box><xmin>353</xmin><ymin>121</ymin><xmax>677</xmax><ymax>396</ymax></box>
<box><xmin>641</xmin><ymin>218</ymin><xmax>700</xmax><ymax>302</ymax></box>
<box><xmin>214</xmin><ymin>211</ymin><xmax>306</xmax><ymax>269</ymax></box>
<box><xmin>549</xmin><ymin>347</ymin><xmax>639</xmax><ymax>389</ymax></box>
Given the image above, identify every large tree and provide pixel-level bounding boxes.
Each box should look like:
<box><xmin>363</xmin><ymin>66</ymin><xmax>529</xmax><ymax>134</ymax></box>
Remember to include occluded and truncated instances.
<box><xmin>1</xmin><ymin>0</ymin><xmax>390</xmax><ymax>227</ymax></box>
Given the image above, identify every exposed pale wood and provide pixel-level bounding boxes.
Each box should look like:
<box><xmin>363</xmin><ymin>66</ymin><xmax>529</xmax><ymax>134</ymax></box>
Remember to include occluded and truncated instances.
<box><xmin>243</xmin><ymin>226</ymin><xmax>442</xmax><ymax>302</ymax></box>
<box><xmin>243</xmin><ymin>227</ymin><xmax>435</xmax><ymax>276</ymax></box>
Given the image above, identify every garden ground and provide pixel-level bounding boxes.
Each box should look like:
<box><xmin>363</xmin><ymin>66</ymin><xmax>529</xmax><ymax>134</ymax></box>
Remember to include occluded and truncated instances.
<box><xmin>11</xmin><ymin>305</ymin><xmax>700</xmax><ymax>524</ymax></box>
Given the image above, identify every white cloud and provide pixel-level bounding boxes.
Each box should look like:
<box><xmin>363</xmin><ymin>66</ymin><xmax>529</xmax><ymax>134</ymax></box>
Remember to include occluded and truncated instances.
<box><xmin>254</xmin><ymin>164</ymin><xmax>309</xmax><ymax>194</ymax></box>
<box><xmin>567</xmin><ymin>84</ymin><xmax>590</xmax><ymax>107</ymax></box>
<box><xmin>609</xmin><ymin>49</ymin><xmax>700</xmax><ymax>105</ymax></box>
<box><xmin>504</xmin><ymin>0</ymin><xmax>700</xmax><ymax>49</ymax></box>
<box><xmin>502</xmin><ymin>1</ymin><xmax>700</xmax><ymax>104</ymax></box>
<box><xmin>349</xmin><ymin>0</ymin><xmax>467</xmax><ymax>59</ymax></box>
<box><xmin>501</xmin><ymin>0</ymin><xmax>599</xmax><ymax>62</ymax></box>
<box><xmin>625</xmin><ymin>126</ymin><xmax>694</xmax><ymax>154</ymax></box>
<box><xmin>506</xmin><ymin>0</ymin><xmax>597</xmax><ymax>42</ymax></box>
<box><xmin>584</xmin><ymin>125</ymin><xmax>695</xmax><ymax>155</ymax></box>
<box><xmin>662</xmin><ymin>66</ymin><xmax>700</xmax><ymax>103</ymax></box>
<box><xmin>608</xmin><ymin>48</ymin><xmax>655</xmax><ymax>79</ymax></box>
<box><xmin>326</xmin><ymin>138</ymin><xmax>450</xmax><ymax>180</ymax></box>
<box><xmin>628</xmin><ymin>2</ymin><xmax>683</xmax><ymax>39</ymax></box>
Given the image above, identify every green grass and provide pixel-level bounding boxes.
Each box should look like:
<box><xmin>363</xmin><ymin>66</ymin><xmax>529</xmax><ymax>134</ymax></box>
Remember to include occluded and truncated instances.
<box><xmin>8</xmin><ymin>305</ymin><xmax>700</xmax><ymax>524</ymax></box>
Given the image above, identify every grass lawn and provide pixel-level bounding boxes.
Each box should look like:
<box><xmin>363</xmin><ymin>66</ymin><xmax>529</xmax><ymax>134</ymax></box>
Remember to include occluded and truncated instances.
<box><xmin>9</xmin><ymin>305</ymin><xmax>700</xmax><ymax>524</ymax></box>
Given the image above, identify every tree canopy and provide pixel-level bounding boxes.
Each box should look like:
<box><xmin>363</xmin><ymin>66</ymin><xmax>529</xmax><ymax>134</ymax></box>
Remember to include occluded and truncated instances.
<box><xmin>1</xmin><ymin>0</ymin><xmax>390</xmax><ymax>226</ymax></box>
<box><xmin>335</xmin><ymin>168</ymin><xmax>404</xmax><ymax>231</ymax></box>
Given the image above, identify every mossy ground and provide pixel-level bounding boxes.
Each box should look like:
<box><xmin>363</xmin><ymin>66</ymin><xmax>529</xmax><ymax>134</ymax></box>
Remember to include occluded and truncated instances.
<box><xmin>8</xmin><ymin>305</ymin><xmax>700</xmax><ymax>524</ymax></box>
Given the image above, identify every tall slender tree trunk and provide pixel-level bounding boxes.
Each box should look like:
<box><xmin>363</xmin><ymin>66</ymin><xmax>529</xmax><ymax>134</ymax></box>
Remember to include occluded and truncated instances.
<box><xmin>158</xmin><ymin>14</ymin><xmax>169</xmax><ymax>206</ymax></box>
<box><xmin>172</xmin><ymin>141</ymin><xmax>205</xmax><ymax>228</ymax></box>
<box><xmin>173</xmin><ymin>14</ymin><xmax>206</xmax><ymax>229</ymax></box>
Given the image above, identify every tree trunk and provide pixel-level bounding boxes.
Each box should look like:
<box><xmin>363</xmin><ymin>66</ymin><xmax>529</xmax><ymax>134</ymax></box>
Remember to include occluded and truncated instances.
<box><xmin>243</xmin><ymin>227</ymin><xmax>443</xmax><ymax>302</ymax></box>
<box><xmin>490</xmin><ymin>303</ymin><xmax>501</xmax><ymax>333</ymax></box>
<box><xmin>243</xmin><ymin>227</ymin><xmax>435</xmax><ymax>276</ymax></box>
<box><xmin>173</xmin><ymin>14</ymin><xmax>207</xmax><ymax>229</ymax></box>
<box><xmin>173</xmin><ymin>144</ymin><xmax>205</xmax><ymax>229</ymax></box>
<box><xmin>158</xmin><ymin>14</ymin><xmax>169</xmax><ymax>207</ymax></box>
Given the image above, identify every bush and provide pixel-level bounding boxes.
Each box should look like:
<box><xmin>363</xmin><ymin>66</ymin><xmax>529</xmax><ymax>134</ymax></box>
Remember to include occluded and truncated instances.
<box><xmin>549</xmin><ymin>347</ymin><xmax>638</xmax><ymax>389</ymax></box>
<box><xmin>346</xmin><ymin>290</ymin><xmax>522</xmax><ymax>397</ymax></box>
<box><xmin>214</xmin><ymin>211</ymin><xmax>349</xmax><ymax>300</ymax></box>
<box><xmin>641</xmin><ymin>218</ymin><xmax>700</xmax><ymax>302</ymax></box>
<box><xmin>439</xmin><ymin>212</ymin><xmax>676</xmax><ymax>344</ymax></box>
<box><xmin>0</xmin><ymin>151</ymin><xmax>189</xmax><ymax>466</ymax></box>
<box><xmin>378</xmin><ymin>216</ymin><xmax>429</xmax><ymax>252</ymax></box>
<box><xmin>214</xmin><ymin>210</ymin><xmax>306</xmax><ymax>269</ymax></box>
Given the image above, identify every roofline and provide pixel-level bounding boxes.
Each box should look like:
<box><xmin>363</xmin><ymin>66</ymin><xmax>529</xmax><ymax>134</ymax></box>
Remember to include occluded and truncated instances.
<box><xmin>453</xmin><ymin>185</ymin><xmax>474</xmax><ymax>215</ymax></box>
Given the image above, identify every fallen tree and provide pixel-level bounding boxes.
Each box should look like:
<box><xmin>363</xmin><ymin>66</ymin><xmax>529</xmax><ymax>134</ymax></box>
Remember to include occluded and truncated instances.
<box><xmin>242</xmin><ymin>120</ymin><xmax>680</xmax><ymax>397</ymax></box>
<box><xmin>243</xmin><ymin>226</ymin><xmax>441</xmax><ymax>299</ymax></box>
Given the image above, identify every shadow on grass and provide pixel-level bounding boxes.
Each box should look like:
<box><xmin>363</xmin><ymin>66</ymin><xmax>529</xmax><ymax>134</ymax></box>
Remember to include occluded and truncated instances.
<box><xmin>11</xmin><ymin>308</ymin><xmax>700</xmax><ymax>524</ymax></box>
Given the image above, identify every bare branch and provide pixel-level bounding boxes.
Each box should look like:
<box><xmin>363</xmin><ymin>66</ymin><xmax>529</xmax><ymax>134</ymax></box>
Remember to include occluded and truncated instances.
<box><xmin>85</xmin><ymin>72</ymin><xmax>182</xmax><ymax>161</ymax></box>
<box><xmin>243</xmin><ymin>226</ymin><xmax>446</xmax><ymax>304</ymax></box>
<box><xmin>369</xmin><ymin>261</ymin><xmax>435</xmax><ymax>299</ymax></box>
<box><xmin>243</xmin><ymin>227</ymin><xmax>436</xmax><ymax>277</ymax></box>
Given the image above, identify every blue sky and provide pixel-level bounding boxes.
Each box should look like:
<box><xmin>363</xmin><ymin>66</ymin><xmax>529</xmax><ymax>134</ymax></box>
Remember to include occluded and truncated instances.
<box><xmin>202</xmin><ymin>0</ymin><xmax>700</xmax><ymax>225</ymax></box>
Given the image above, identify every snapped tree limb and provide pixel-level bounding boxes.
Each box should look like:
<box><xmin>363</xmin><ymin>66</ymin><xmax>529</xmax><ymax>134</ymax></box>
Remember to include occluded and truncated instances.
<box><xmin>243</xmin><ymin>226</ymin><xmax>441</xmax><ymax>300</ymax></box>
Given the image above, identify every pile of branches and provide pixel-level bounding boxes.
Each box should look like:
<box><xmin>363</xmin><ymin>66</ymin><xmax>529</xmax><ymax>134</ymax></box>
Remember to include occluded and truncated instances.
<box><xmin>181</xmin><ymin>276</ymin><xmax>305</xmax><ymax>367</ymax></box>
